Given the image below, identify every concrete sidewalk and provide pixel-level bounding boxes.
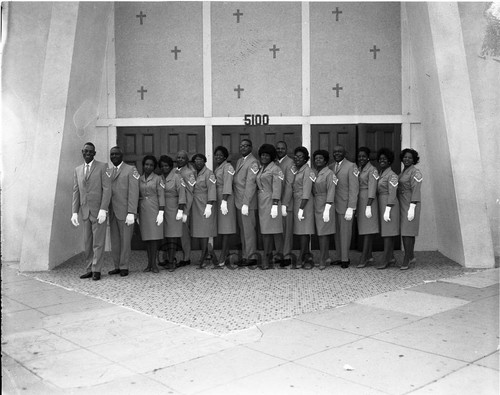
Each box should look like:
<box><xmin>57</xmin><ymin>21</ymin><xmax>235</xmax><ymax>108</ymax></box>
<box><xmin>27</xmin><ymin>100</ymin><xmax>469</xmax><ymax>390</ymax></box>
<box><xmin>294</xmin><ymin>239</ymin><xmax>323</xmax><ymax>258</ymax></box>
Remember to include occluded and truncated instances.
<box><xmin>2</xmin><ymin>263</ymin><xmax>498</xmax><ymax>394</ymax></box>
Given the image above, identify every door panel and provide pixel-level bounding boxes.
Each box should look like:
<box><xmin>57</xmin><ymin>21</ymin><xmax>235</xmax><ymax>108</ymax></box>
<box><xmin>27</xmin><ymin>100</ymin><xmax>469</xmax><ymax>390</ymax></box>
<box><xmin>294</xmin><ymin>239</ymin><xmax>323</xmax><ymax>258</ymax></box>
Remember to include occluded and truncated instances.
<box><xmin>117</xmin><ymin>126</ymin><xmax>205</xmax><ymax>250</ymax></box>
<box><xmin>213</xmin><ymin>125</ymin><xmax>302</xmax><ymax>166</ymax></box>
<box><xmin>311</xmin><ymin>125</ymin><xmax>357</xmax><ymax>163</ymax></box>
<box><xmin>213</xmin><ymin>125</ymin><xmax>302</xmax><ymax>251</ymax></box>
<box><xmin>358</xmin><ymin>124</ymin><xmax>401</xmax><ymax>173</ymax></box>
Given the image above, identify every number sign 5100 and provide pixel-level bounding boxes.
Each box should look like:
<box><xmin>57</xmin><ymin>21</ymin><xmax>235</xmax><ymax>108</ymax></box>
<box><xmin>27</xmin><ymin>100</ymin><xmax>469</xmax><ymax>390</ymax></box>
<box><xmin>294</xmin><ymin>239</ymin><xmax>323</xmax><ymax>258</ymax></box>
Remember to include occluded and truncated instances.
<box><xmin>244</xmin><ymin>114</ymin><xmax>269</xmax><ymax>126</ymax></box>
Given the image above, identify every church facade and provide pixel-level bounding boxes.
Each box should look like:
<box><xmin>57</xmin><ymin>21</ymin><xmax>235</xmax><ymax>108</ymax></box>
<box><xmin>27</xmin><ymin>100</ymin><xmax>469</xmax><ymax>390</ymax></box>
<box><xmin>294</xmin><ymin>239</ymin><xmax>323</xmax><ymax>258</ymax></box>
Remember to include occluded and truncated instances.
<box><xmin>2</xmin><ymin>2</ymin><xmax>498</xmax><ymax>270</ymax></box>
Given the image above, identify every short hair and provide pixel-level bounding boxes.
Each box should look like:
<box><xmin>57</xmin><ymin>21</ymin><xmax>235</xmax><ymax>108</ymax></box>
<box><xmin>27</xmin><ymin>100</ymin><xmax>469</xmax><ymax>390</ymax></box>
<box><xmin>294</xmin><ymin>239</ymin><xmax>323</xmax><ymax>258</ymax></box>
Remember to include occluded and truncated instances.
<box><xmin>400</xmin><ymin>148</ymin><xmax>420</xmax><ymax>165</ymax></box>
<box><xmin>294</xmin><ymin>146</ymin><xmax>310</xmax><ymax>162</ymax></box>
<box><xmin>142</xmin><ymin>155</ymin><xmax>158</xmax><ymax>168</ymax></box>
<box><xmin>110</xmin><ymin>146</ymin><xmax>123</xmax><ymax>154</ymax></box>
<box><xmin>177</xmin><ymin>150</ymin><xmax>189</xmax><ymax>158</ymax></box>
<box><xmin>357</xmin><ymin>146</ymin><xmax>371</xmax><ymax>157</ymax></box>
<box><xmin>241</xmin><ymin>138</ymin><xmax>252</xmax><ymax>147</ymax></box>
<box><xmin>214</xmin><ymin>146</ymin><xmax>229</xmax><ymax>159</ymax></box>
<box><xmin>159</xmin><ymin>155</ymin><xmax>174</xmax><ymax>168</ymax></box>
<box><xmin>191</xmin><ymin>153</ymin><xmax>207</xmax><ymax>163</ymax></box>
<box><xmin>377</xmin><ymin>148</ymin><xmax>395</xmax><ymax>164</ymax></box>
<box><xmin>258</xmin><ymin>143</ymin><xmax>277</xmax><ymax>162</ymax></box>
<box><xmin>83</xmin><ymin>142</ymin><xmax>95</xmax><ymax>150</ymax></box>
<box><xmin>313</xmin><ymin>149</ymin><xmax>329</xmax><ymax>164</ymax></box>
<box><xmin>276</xmin><ymin>141</ymin><xmax>287</xmax><ymax>148</ymax></box>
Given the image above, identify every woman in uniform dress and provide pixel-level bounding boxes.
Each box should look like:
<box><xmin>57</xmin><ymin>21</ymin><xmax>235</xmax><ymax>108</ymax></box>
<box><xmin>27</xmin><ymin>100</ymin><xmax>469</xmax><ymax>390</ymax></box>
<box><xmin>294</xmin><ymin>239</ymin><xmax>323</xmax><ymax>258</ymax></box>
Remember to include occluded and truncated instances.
<box><xmin>159</xmin><ymin>155</ymin><xmax>186</xmax><ymax>272</ymax></box>
<box><xmin>256</xmin><ymin>144</ymin><xmax>283</xmax><ymax>270</ymax></box>
<box><xmin>213</xmin><ymin>146</ymin><xmax>236</xmax><ymax>268</ymax></box>
<box><xmin>398</xmin><ymin>148</ymin><xmax>423</xmax><ymax>270</ymax></box>
<box><xmin>292</xmin><ymin>146</ymin><xmax>315</xmax><ymax>269</ymax></box>
<box><xmin>312</xmin><ymin>150</ymin><xmax>336</xmax><ymax>270</ymax></box>
<box><xmin>356</xmin><ymin>147</ymin><xmax>380</xmax><ymax>268</ymax></box>
<box><xmin>191</xmin><ymin>153</ymin><xmax>217</xmax><ymax>269</ymax></box>
<box><xmin>138</xmin><ymin>155</ymin><xmax>165</xmax><ymax>273</ymax></box>
<box><xmin>376</xmin><ymin>148</ymin><xmax>400</xmax><ymax>270</ymax></box>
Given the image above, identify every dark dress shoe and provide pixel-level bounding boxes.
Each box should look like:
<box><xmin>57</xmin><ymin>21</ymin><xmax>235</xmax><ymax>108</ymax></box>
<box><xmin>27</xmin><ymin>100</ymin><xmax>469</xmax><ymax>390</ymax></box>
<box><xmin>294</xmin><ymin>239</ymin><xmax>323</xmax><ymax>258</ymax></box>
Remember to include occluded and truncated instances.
<box><xmin>119</xmin><ymin>269</ymin><xmax>129</xmax><ymax>277</ymax></box>
<box><xmin>340</xmin><ymin>260</ymin><xmax>350</xmax><ymax>269</ymax></box>
<box><xmin>151</xmin><ymin>267</ymin><xmax>159</xmax><ymax>273</ymax></box>
<box><xmin>80</xmin><ymin>272</ymin><xmax>92</xmax><ymax>279</ymax></box>
<box><xmin>279</xmin><ymin>259</ymin><xmax>291</xmax><ymax>268</ymax></box>
<box><xmin>176</xmin><ymin>260</ymin><xmax>191</xmax><ymax>268</ymax></box>
<box><xmin>143</xmin><ymin>266</ymin><xmax>152</xmax><ymax>272</ymax></box>
<box><xmin>92</xmin><ymin>272</ymin><xmax>101</xmax><ymax>281</ymax></box>
<box><xmin>108</xmin><ymin>269</ymin><xmax>121</xmax><ymax>275</ymax></box>
<box><xmin>167</xmin><ymin>261</ymin><xmax>176</xmax><ymax>272</ymax></box>
<box><xmin>302</xmin><ymin>262</ymin><xmax>314</xmax><ymax>270</ymax></box>
<box><xmin>158</xmin><ymin>260</ymin><xmax>167</xmax><ymax>267</ymax></box>
<box><xmin>331</xmin><ymin>260</ymin><xmax>342</xmax><ymax>266</ymax></box>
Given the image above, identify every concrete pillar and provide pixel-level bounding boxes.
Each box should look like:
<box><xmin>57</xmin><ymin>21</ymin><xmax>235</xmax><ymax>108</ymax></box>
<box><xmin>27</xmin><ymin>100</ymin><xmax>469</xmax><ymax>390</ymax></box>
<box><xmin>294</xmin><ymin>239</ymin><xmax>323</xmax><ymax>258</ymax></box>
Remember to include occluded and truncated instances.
<box><xmin>19</xmin><ymin>3</ymin><xmax>80</xmax><ymax>271</ymax></box>
<box><xmin>427</xmin><ymin>2</ymin><xmax>494</xmax><ymax>268</ymax></box>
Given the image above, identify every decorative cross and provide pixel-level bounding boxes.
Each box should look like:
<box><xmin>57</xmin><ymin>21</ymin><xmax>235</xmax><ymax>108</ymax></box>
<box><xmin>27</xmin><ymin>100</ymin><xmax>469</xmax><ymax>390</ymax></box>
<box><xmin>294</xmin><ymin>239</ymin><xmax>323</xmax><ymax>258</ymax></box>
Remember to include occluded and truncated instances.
<box><xmin>137</xmin><ymin>86</ymin><xmax>147</xmax><ymax>100</ymax></box>
<box><xmin>332</xmin><ymin>7</ymin><xmax>342</xmax><ymax>22</ymax></box>
<box><xmin>234</xmin><ymin>85</ymin><xmax>244</xmax><ymax>99</ymax></box>
<box><xmin>233</xmin><ymin>9</ymin><xmax>243</xmax><ymax>23</ymax></box>
<box><xmin>332</xmin><ymin>83</ymin><xmax>343</xmax><ymax>97</ymax></box>
<box><xmin>269</xmin><ymin>44</ymin><xmax>280</xmax><ymax>59</ymax></box>
<box><xmin>136</xmin><ymin>11</ymin><xmax>146</xmax><ymax>25</ymax></box>
<box><xmin>171</xmin><ymin>46</ymin><xmax>181</xmax><ymax>60</ymax></box>
<box><xmin>370</xmin><ymin>45</ymin><xmax>380</xmax><ymax>60</ymax></box>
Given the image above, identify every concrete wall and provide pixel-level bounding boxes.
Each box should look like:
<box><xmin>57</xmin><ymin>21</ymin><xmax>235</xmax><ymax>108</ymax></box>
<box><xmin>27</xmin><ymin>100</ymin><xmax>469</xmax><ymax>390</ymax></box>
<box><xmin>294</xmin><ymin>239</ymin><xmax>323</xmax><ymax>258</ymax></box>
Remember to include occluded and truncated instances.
<box><xmin>2</xmin><ymin>2</ymin><xmax>112</xmax><ymax>270</ymax></box>
<box><xmin>458</xmin><ymin>2</ymin><xmax>500</xmax><ymax>258</ymax></box>
<box><xmin>405</xmin><ymin>2</ymin><xmax>495</xmax><ymax>267</ymax></box>
<box><xmin>50</xmin><ymin>2</ymin><xmax>113</xmax><ymax>266</ymax></box>
<box><xmin>1</xmin><ymin>2</ymin><xmax>52</xmax><ymax>263</ymax></box>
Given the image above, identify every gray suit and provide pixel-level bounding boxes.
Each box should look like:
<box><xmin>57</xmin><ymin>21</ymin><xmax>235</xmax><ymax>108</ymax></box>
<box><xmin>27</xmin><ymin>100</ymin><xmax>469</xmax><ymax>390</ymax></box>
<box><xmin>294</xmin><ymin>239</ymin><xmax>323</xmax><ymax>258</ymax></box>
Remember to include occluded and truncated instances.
<box><xmin>109</xmin><ymin>162</ymin><xmax>140</xmax><ymax>270</ymax></box>
<box><xmin>72</xmin><ymin>160</ymin><xmax>111</xmax><ymax>273</ymax></box>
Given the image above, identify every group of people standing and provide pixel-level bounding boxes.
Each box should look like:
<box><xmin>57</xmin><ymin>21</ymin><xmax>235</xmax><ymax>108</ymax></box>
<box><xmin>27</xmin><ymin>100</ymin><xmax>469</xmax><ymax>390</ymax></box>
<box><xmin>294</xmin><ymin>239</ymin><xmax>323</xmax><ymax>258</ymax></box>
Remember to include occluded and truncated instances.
<box><xmin>72</xmin><ymin>139</ymin><xmax>422</xmax><ymax>281</ymax></box>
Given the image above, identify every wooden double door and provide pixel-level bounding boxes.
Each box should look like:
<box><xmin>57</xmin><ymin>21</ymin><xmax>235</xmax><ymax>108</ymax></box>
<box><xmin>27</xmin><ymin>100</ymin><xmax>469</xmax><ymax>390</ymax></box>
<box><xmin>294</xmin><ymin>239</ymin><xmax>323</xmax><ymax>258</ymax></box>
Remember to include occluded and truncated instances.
<box><xmin>311</xmin><ymin>124</ymin><xmax>402</xmax><ymax>251</ymax></box>
<box><xmin>117</xmin><ymin>124</ymin><xmax>400</xmax><ymax>252</ymax></box>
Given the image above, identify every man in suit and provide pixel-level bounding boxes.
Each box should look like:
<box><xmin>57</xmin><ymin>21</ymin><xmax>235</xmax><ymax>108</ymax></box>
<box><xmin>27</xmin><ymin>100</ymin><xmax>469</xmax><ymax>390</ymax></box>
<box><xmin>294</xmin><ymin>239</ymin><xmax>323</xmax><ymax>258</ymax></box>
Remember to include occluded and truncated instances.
<box><xmin>108</xmin><ymin>146</ymin><xmax>140</xmax><ymax>277</ymax></box>
<box><xmin>174</xmin><ymin>150</ymin><xmax>196</xmax><ymax>267</ymax></box>
<box><xmin>275</xmin><ymin>140</ymin><xmax>295</xmax><ymax>267</ymax></box>
<box><xmin>71</xmin><ymin>142</ymin><xmax>111</xmax><ymax>281</ymax></box>
<box><xmin>233</xmin><ymin>138</ymin><xmax>259</xmax><ymax>266</ymax></box>
<box><xmin>329</xmin><ymin>145</ymin><xmax>359</xmax><ymax>268</ymax></box>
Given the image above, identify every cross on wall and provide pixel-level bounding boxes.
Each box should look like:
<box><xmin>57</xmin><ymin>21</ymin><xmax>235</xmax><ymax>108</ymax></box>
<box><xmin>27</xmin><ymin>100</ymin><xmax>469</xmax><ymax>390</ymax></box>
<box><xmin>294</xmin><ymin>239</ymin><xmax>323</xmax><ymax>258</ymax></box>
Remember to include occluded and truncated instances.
<box><xmin>233</xmin><ymin>9</ymin><xmax>243</xmax><ymax>23</ymax></box>
<box><xmin>269</xmin><ymin>44</ymin><xmax>280</xmax><ymax>59</ymax></box>
<box><xmin>370</xmin><ymin>45</ymin><xmax>380</xmax><ymax>59</ymax></box>
<box><xmin>234</xmin><ymin>85</ymin><xmax>244</xmax><ymax>99</ymax></box>
<box><xmin>137</xmin><ymin>86</ymin><xmax>147</xmax><ymax>100</ymax></box>
<box><xmin>136</xmin><ymin>11</ymin><xmax>146</xmax><ymax>25</ymax></box>
<box><xmin>332</xmin><ymin>7</ymin><xmax>342</xmax><ymax>22</ymax></box>
<box><xmin>171</xmin><ymin>46</ymin><xmax>181</xmax><ymax>60</ymax></box>
<box><xmin>332</xmin><ymin>83</ymin><xmax>343</xmax><ymax>97</ymax></box>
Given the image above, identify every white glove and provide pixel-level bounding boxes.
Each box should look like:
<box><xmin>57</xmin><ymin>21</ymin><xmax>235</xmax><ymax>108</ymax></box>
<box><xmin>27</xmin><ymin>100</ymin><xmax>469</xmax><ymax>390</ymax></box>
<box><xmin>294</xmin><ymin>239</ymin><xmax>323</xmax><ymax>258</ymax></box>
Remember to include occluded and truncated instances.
<box><xmin>323</xmin><ymin>204</ymin><xmax>331</xmax><ymax>222</ymax></box>
<box><xmin>281</xmin><ymin>205</ymin><xmax>287</xmax><ymax>217</ymax></box>
<box><xmin>125</xmin><ymin>213</ymin><xmax>135</xmax><ymax>226</ymax></box>
<box><xmin>297</xmin><ymin>208</ymin><xmax>304</xmax><ymax>221</ymax></box>
<box><xmin>176</xmin><ymin>209</ymin><xmax>183</xmax><ymax>221</ymax></box>
<box><xmin>156</xmin><ymin>210</ymin><xmax>164</xmax><ymax>226</ymax></box>
<box><xmin>97</xmin><ymin>209</ymin><xmax>107</xmax><ymax>224</ymax></box>
<box><xmin>365</xmin><ymin>206</ymin><xmax>372</xmax><ymax>219</ymax></box>
<box><xmin>182</xmin><ymin>213</ymin><xmax>188</xmax><ymax>223</ymax></box>
<box><xmin>270</xmin><ymin>204</ymin><xmax>278</xmax><ymax>218</ymax></box>
<box><xmin>408</xmin><ymin>203</ymin><xmax>416</xmax><ymax>221</ymax></box>
<box><xmin>71</xmin><ymin>213</ymin><xmax>79</xmax><ymax>227</ymax></box>
<box><xmin>203</xmin><ymin>204</ymin><xmax>212</xmax><ymax>218</ymax></box>
<box><xmin>241</xmin><ymin>204</ymin><xmax>249</xmax><ymax>216</ymax></box>
<box><xmin>221</xmin><ymin>200</ymin><xmax>228</xmax><ymax>215</ymax></box>
<box><xmin>344</xmin><ymin>207</ymin><xmax>354</xmax><ymax>221</ymax></box>
<box><xmin>383</xmin><ymin>206</ymin><xmax>391</xmax><ymax>222</ymax></box>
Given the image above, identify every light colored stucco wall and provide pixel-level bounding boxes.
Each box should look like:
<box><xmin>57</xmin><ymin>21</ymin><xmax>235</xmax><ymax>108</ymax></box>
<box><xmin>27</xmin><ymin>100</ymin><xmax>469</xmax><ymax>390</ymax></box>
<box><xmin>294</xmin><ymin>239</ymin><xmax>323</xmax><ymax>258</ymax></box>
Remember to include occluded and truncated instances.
<box><xmin>1</xmin><ymin>2</ymin><xmax>52</xmax><ymax>262</ymax></box>
<box><xmin>50</xmin><ymin>2</ymin><xmax>113</xmax><ymax>267</ymax></box>
<box><xmin>458</xmin><ymin>2</ymin><xmax>500</xmax><ymax>258</ymax></box>
<box><xmin>405</xmin><ymin>2</ymin><xmax>465</xmax><ymax>263</ymax></box>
